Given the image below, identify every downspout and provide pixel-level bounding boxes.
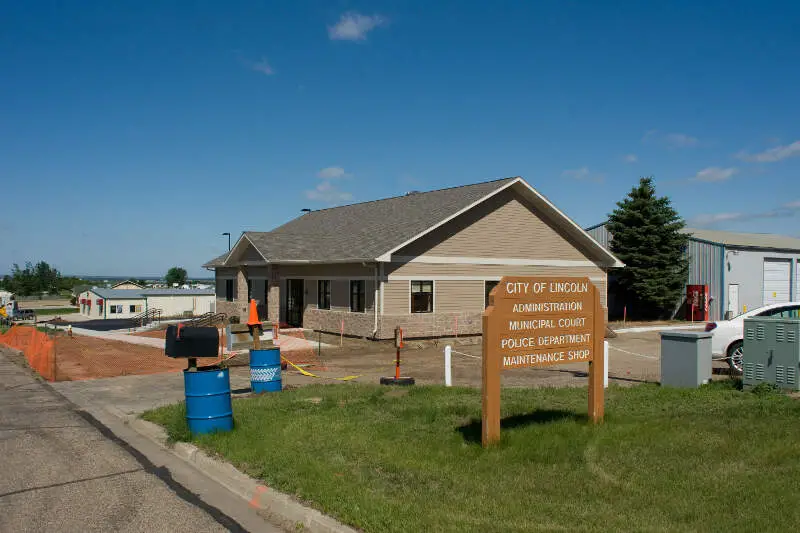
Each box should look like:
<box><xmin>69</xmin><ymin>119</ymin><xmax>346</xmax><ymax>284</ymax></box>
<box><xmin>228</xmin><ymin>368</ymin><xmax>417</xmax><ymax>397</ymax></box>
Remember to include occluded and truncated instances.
<box><xmin>373</xmin><ymin>263</ymin><xmax>379</xmax><ymax>339</ymax></box>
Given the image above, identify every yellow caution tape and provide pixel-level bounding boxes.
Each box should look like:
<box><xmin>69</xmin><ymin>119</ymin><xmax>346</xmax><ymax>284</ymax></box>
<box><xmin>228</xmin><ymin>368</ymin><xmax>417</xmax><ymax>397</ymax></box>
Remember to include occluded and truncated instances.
<box><xmin>281</xmin><ymin>355</ymin><xmax>362</xmax><ymax>381</ymax></box>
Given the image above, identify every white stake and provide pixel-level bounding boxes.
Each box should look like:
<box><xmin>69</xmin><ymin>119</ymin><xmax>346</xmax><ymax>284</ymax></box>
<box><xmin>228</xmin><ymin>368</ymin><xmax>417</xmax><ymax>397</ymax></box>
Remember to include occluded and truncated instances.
<box><xmin>444</xmin><ymin>345</ymin><xmax>452</xmax><ymax>387</ymax></box>
<box><xmin>604</xmin><ymin>340</ymin><xmax>609</xmax><ymax>388</ymax></box>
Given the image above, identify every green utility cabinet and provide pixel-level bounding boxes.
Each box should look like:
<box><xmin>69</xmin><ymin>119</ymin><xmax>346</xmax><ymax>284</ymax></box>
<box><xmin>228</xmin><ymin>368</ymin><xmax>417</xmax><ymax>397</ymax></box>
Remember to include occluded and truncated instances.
<box><xmin>742</xmin><ymin>318</ymin><xmax>800</xmax><ymax>390</ymax></box>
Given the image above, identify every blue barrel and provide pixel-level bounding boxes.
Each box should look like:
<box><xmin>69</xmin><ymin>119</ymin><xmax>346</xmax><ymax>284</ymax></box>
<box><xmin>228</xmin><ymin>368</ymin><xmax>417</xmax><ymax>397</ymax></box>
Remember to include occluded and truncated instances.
<box><xmin>250</xmin><ymin>348</ymin><xmax>282</xmax><ymax>393</ymax></box>
<box><xmin>183</xmin><ymin>367</ymin><xmax>233</xmax><ymax>434</ymax></box>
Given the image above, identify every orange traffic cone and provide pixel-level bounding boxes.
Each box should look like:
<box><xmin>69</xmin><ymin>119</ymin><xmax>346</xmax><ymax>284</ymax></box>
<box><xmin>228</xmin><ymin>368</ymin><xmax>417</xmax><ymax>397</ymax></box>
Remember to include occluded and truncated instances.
<box><xmin>247</xmin><ymin>298</ymin><xmax>262</xmax><ymax>350</ymax></box>
<box><xmin>246</xmin><ymin>298</ymin><xmax>260</xmax><ymax>326</ymax></box>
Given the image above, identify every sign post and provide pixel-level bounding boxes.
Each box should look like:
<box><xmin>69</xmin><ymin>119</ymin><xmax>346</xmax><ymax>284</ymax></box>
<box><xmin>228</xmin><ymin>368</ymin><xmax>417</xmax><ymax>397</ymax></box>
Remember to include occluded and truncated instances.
<box><xmin>482</xmin><ymin>276</ymin><xmax>605</xmax><ymax>448</ymax></box>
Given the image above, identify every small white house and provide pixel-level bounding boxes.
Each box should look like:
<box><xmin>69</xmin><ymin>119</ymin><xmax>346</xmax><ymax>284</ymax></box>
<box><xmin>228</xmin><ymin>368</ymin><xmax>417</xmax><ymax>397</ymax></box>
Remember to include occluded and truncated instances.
<box><xmin>78</xmin><ymin>287</ymin><xmax>215</xmax><ymax>319</ymax></box>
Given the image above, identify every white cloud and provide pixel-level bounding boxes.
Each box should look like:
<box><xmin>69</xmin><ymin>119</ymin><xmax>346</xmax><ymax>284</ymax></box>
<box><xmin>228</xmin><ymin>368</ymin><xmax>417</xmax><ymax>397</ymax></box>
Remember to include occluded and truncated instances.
<box><xmin>304</xmin><ymin>181</ymin><xmax>353</xmax><ymax>204</ymax></box>
<box><xmin>689</xmin><ymin>200</ymin><xmax>800</xmax><ymax>227</ymax></box>
<box><xmin>664</xmin><ymin>133</ymin><xmax>699</xmax><ymax>148</ymax></box>
<box><xmin>317</xmin><ymin>166</ymin><xmax>350</xmax><ymax>179</ymax></box>
<box><xmin>247</xmin><ymin>57</ymin><xmax>274</xmax><ymax>76</ymax></box>
<box><xmin>561</xmin><ymin>167</ymin><xmax>605</xmax><ymax>184</ymax></box>
<box><xmin>691</xmin><ymin>167</ymin><xmax>738</xmax><ymax>182</ymax></box>
<box><xmin>736</xmin><ymin>140</ymin><xmax>800</xmax><ymax>163</ymax></box>
<box><xmin>643</xmin><ymin>130</ymin><xmax>699</xmax><ymax>148</ymax></box>
<box><xmin>623</xmin><ymin>154</ymin><xmax>638</xmax><ymax>163</ymax></box>
<box><xmin>328</xmin><ymin>12</ymin><xmax>386</xmax><ymax>41</ymax></box>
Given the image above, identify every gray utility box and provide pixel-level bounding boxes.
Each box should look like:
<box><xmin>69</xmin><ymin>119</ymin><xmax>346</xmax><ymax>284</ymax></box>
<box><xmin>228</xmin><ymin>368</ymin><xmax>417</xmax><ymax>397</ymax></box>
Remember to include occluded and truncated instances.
<box><xmin>742</xmin><ymin>318</ymin><xmax>800</xmax><ymax>391</ymax></box>
<box><xmin>660</xmin><ymin>330</ymin><xmax>713</xmax><ymax>387</ymax></box>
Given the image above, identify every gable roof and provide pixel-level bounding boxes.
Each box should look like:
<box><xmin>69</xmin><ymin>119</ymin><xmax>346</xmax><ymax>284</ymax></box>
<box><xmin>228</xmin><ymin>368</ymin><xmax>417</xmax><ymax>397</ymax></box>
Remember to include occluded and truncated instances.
<box><xmin>210</xmin><ymin>177</ymin><xmax>623</xmax><ymax>268</ymax></box>
<box><xmin>203</xmin><ymin>251</ymin><xmax>230</xmax><ymax>269</ymax></box>
<box><xmin>111</xmin><ymin>279</ymin><xmax>144</xmax><ymax>289</ymax></box>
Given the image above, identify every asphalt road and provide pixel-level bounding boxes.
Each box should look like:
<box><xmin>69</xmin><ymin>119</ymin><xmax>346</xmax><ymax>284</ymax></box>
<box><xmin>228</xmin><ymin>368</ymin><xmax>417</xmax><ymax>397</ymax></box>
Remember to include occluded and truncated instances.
<box><xmin>0</xmin><ymin>351</ymin><xmax>245</xmax><ymax>533</ymax></box>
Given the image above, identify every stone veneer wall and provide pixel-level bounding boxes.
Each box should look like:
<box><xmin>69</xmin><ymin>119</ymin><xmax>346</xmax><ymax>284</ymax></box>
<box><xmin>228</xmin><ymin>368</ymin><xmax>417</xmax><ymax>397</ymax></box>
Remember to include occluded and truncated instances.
<box><xmin>214</xmin><ymin>268</ymin><xmax>250</xmax><ymax>322</ymax></box>
<box><xmin>379</xmin><ymin>311</ymin><xmax>483</xmax><ymax>339</ymax></box>
<box><xmin>267</xmin><ymin>280</ymin><xmax>280</xmax><ymax>323</ymax></box>
<box><xmin>302</xmin><ymin>309</ymin><xmax>485</xmax><ymax>340</ymax></box>
<box><xmin>303</xmin><ymin>308</ymin><xmax>377</xmax><ymax>338</ymax></box>
<box><xmin>215</xmin><ymin>299</ymin><xmax>239</xmax><ymax>320</ymax></box>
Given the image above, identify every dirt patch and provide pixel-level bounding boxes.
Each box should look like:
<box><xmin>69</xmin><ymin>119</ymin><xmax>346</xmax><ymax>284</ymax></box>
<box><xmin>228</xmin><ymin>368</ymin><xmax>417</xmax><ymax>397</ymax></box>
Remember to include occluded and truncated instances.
<box><xmin>53</xmin><ymin>335</ymin><xmax>219</xmax><ymax>381</ymax></box>
<box><xmin>272</xmin><ymin>329</ymin><xmax>734</xmax><ymax>390</ymax></box>
<box><xmin>132</xmin><ymin>329</ymin><xmax>168</xmax><ymax>339</ymax></box>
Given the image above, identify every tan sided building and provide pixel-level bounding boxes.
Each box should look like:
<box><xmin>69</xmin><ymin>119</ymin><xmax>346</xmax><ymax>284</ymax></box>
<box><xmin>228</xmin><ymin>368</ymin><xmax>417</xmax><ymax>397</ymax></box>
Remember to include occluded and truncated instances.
<box><xmin>203</xmin><ymin>177</ymin><xmax>623</xmax><ymax>339</ymax></box>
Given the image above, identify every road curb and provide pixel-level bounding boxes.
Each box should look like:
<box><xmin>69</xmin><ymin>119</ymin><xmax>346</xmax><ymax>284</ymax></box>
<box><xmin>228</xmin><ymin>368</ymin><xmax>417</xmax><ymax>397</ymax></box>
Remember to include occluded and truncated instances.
<box><xmin>126</xmin><ymin>418</ymin><xmax>358</xmax><ymax>533</ymax></box>
<box><xmin>613</xmin><ymin>324</ymin><xmax>705</xmax><ymax>334</ymax></box>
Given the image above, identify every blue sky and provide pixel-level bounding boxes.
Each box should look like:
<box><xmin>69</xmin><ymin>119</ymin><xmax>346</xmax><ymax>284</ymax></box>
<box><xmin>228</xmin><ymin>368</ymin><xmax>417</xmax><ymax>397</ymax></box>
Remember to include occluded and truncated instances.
<box><xmin>2</xmin><ymin>1</ymin><xmax>798</xmax><ymax>277</ymax></box>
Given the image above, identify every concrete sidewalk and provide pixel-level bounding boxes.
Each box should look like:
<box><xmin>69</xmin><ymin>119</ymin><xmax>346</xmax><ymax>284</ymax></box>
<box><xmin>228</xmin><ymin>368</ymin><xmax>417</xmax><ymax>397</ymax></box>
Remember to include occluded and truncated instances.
<box><xmin>67</xmin><ymin>325</ymin><xmax>333</xmax><ymax>353</ymax></box>
<box><xmin>69</xmin><ymin>327</ymin><xmax>166</xmax><ymax>348</ymax></box>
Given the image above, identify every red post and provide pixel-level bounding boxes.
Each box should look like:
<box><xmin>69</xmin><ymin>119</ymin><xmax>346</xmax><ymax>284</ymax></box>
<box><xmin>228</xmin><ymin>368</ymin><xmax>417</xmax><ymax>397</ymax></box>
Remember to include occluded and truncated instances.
<box><xmin>395</xmin><ymin>347</ymin><xmax>401</xmax><ymax>380</ymax></box>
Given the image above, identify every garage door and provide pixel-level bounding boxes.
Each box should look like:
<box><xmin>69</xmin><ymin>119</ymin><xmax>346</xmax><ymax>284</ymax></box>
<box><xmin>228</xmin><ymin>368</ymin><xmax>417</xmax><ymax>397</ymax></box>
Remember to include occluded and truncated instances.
<box><xmin>763</xmin><ymin>259</ymin><xmax>791</xmax><ymax>305</ymax></box>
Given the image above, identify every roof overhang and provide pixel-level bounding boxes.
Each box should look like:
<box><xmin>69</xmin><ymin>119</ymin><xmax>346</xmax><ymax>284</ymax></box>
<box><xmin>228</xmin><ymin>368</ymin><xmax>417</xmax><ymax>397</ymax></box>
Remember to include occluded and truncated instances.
<box><xmin>376</xmin><ymin>177</ymin><xmax>625</xmax><ymax>268</ymax></box>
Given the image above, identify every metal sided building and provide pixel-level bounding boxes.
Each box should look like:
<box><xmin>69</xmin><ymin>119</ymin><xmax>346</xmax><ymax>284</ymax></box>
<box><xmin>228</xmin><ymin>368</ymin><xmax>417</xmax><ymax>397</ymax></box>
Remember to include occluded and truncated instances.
<box><xmin>585</xmin><ymin>224</ymin><xmax>800</xmax><ymax>321</ymax></box>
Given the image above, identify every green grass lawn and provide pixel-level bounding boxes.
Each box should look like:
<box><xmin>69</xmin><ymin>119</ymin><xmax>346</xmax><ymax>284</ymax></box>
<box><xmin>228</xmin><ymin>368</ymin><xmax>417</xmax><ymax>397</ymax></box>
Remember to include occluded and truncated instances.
<box><xmin>143</xmin><ymin>382</ymin><xmax>800</xmax><ymax>532</ymax></box>
<box><xmin>29</xmin><ymin>307</ymin><xmax>78</xmax><ymax>316</ymax></box>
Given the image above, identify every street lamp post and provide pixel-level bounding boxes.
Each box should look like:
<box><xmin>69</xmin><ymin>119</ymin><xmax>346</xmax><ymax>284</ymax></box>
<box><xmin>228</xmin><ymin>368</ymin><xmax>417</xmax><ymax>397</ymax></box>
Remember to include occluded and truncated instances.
<box><xmin>221</xmin><ymin>232</ymin><xmax>231</xmax><ymax>252</ymax></box>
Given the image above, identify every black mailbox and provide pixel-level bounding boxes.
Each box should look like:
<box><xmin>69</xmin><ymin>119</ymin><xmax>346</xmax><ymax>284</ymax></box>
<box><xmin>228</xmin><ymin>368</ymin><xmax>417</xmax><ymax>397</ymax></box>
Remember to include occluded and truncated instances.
<box><xmin>165</xmin><ymin>325</ymin><xmax>220</xmax><ymax>359</ymax></box>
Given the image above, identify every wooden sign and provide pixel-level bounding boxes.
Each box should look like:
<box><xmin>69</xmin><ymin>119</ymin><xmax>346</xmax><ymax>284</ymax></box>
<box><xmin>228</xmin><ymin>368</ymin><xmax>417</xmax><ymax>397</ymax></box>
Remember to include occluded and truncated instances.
<box><xmin>482</xmin><ymin>276</ymin><xmax>605</xmax><ymax>447</ymax></box>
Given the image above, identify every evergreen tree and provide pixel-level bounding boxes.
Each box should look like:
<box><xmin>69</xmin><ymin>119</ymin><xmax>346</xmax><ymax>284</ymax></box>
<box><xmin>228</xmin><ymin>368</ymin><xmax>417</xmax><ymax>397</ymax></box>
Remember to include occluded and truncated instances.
<box><xmin>606</xmin><ymin>177</ymin><xmax>689</xmax><ymax>319</ymax></box>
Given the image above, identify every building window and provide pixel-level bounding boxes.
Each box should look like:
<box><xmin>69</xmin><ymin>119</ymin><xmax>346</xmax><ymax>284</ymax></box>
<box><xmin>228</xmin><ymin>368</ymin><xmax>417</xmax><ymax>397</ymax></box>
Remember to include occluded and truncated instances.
<box><xmin>109</xmin><ymin>304</ymin><xmax>123</xmax><ymax>314</ymax></box>
<box><xmin>411</xmin><ymin>281</ymin><xmax>433</xmax><ymax>313</ymax></box>
<box><xmin>485</xmin><ymin>281</ymin><xmax>499</xmax><ymax>308</ymax></box>
<box><xmin>350</xmin><ymin>280</ymin><xmax>365</xmax><ymax>313</ymax></box>
<box><xmin>225</xmin><ymin>279</ymin><xmax>234</xmax><ymax>302</ymax></box>
<box><xmin>129</xmin><ymin>304</ymin><xmax>142</xmax><ymax>313</ymax></box>
<box><xmin>318</xmin><ymin>280</ymin><xmax>331</xmax><ymax>310</ymax></box>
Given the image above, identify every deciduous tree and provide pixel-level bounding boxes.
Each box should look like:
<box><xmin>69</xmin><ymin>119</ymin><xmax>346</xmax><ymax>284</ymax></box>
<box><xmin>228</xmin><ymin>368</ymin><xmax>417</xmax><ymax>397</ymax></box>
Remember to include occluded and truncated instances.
<box><xmin>165</xmin><ymin>267</ymin><xmax>188</xmax><ymax>287</ymax></box>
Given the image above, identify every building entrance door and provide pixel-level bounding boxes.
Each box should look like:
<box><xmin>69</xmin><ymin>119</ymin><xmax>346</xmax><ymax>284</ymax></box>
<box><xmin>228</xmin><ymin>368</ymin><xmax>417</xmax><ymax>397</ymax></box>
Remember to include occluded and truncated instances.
<box><xmin>286</xmin><ymin>279</ymin><xmax>304</xmax><ymax>327</ymax></box>
<box><xmin>727</xmin><ymin>284</ymin><xmax>739</xmax><ymax>318</ymax></box>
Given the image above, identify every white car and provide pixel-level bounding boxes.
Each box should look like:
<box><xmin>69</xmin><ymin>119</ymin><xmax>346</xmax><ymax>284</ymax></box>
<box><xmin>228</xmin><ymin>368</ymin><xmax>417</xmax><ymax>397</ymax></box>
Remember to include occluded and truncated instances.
<box><xmin>707</xmin><ymin>302</ymin><xmax>800</xmax><ymax>372</ymax></box>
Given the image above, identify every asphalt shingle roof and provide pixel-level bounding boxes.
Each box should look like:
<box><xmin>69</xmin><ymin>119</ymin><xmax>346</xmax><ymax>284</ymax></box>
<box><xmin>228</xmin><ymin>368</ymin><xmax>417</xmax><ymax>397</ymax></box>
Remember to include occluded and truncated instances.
<box><xmin>236</xmin><ymin>177</ymin><xmax>517</xmax><ymax>263</ymax></box>
<box><xmin>202</xmin><ymin>252</ymin><xmax>230</xmax><ymax>268</ymax></box>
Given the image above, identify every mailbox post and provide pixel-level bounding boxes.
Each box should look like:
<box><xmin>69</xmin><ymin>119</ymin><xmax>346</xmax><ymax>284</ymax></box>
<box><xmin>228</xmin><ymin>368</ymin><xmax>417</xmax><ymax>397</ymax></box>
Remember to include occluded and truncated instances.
<box><xmin>165</xmin><ymin>325</ymin><xmax>233</xmax><ymax>434</ymax></box>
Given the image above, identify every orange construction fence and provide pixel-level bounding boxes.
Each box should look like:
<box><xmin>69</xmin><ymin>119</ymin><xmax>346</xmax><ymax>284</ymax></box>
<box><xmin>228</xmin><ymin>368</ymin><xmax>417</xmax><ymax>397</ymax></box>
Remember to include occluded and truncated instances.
<box><xmin>0</xmin><ymin>325</ymin><xmax>56</xmax><ymax>381</ymax></box>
